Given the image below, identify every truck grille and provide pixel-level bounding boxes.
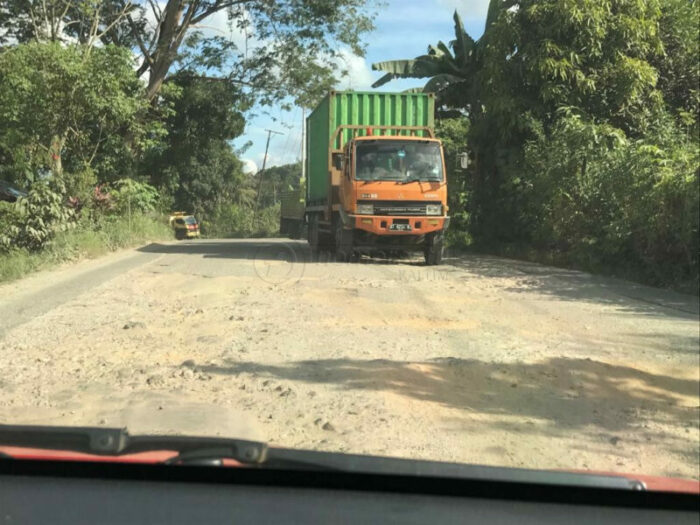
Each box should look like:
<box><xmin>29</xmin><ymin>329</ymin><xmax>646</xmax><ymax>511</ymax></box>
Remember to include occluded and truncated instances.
<box><xmin>358</xmin><ymin>200</ymin><xmax>440</xmax><ymax>216</ymax></box>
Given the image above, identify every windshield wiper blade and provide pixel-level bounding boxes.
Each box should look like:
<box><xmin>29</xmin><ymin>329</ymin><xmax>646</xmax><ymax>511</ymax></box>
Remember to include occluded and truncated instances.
<box><xmin>0</xmin><ymin>424</ymin><xmax>343</xmax><ymax>470</ymax></box>
<box><xmin>401</xmin><ymin>180</ymin><xmax>435</xmax><ymax>184</ymax></box>
<box><xmin>0</xmin><ymin>424</ymin><xmax>268</xmax><ymax>465</ymax></box>
<box><xmin>0</xmin><ymin>424</ymin><xmax>648</xmax><ymax>489</ymax></box>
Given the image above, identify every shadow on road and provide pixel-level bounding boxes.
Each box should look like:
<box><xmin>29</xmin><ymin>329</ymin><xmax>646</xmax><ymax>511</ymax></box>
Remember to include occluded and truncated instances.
<box><xmin>138</xmin><ymin>239</ymin><xmax>308</xmax><ymax>262</ymax></box>
<box><xmin>138</xmin><ymin>239</ymin><xmax>427</xmax><ymax>266</ymax></box>
<box><xmin>201</xmin><ymin>356</ymin><xmax>699</xmax><ymax>437</ymax></box>
<box><xmin>442</xmin><ymin>253</ymin><xmax>700</xmax><ymax>321</ymax></box>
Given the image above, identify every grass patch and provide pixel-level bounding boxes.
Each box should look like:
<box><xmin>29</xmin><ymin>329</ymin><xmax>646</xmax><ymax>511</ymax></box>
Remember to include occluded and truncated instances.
<box><xmin>0</xmin><ymin>213</ymin><xmax>171</xmax><ymax>284</ymax></box>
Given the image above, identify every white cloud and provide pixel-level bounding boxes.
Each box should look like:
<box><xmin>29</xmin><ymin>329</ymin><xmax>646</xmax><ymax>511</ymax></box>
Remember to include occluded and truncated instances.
<box><xmin>242</xmin><ymin>158</ymin><xmax>258</xmax><ymax>174</ymax></box>
<box><xmin>437</xmin><ymin>0</ymin><xmax>491</xmax><ymax>21</ymax></box>
<box><xmin>189</xmin><ymin>7</ymin><xmax>256</xmax><ymax>51</ymax></box>
<box><xmin>138</xmin><ymin>3</ymin><xmax>262</xmax><ymax>62</ymax></box>
<box><xmin>334</xmin><ymin>49</ymin><xmax>374</xmax><ymax>91</ymax></box>
<box><xmin>257</xmin><ymin>151</ymin><xmax>272</xmax><ymax>169</ymax></box>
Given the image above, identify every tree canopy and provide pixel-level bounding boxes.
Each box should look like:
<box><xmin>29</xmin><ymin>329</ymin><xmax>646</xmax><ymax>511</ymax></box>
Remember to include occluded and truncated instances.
<box><xmin>0</xmin><ymin>42</ymin><xmax>160</xmax><ymax>184</ymax></box>
<box><xmin>1</xmin><ymin>0</ymin><xmax>377</xmax><ymax>106</ymax></box>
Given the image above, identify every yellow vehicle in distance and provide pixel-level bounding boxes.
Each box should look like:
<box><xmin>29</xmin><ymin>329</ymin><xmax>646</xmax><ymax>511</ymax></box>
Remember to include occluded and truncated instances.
<box><xmin>169</xmin><ymin>212</ymin><xmax>200</xmax><ymax>240</ymax></box>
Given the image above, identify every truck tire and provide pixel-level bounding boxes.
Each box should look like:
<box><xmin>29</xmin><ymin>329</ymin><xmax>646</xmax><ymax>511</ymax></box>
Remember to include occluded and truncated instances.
<box><xmin>290</xmin><ymin>219</ymin><xmax>303</xmax><ymax>240</ymax></box>
<box><xmin>334</xmin><ymin>221</ymin><xmax>354</xmax><ymax>262</ymax></box>
<box><xmin>308</xmin><ymin>215</ymin><xmax>320</xmax><ymax>261</ymax></box>
<box><xmin>424</xmin><ymin>232</ymin><xmax>444</xmax><ymax>266</ymax></box>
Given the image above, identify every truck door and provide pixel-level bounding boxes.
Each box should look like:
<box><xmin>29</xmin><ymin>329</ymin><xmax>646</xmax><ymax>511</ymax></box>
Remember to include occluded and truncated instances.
<box><xmin>340</xmin><ymin>142</ymin><xmax>355</xmax><ymax>217</ymax></box>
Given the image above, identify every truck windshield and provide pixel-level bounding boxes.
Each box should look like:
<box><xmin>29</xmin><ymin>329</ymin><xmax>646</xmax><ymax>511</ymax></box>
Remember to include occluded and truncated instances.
<box><xmin>355</xmin><ymin>140</ymin><xmax>443</xmax><ymax>182</ymax></box>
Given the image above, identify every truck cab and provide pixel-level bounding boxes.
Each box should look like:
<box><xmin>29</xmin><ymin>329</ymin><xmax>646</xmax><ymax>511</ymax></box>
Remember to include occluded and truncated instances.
<box><xmin>335</xmin><ymin>134</ymin><xmax>448</xmax><ymax>263</ymax></box>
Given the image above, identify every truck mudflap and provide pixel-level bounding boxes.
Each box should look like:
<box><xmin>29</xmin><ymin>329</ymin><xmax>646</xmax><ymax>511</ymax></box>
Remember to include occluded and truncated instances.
<box><xmin>349</xmin><ymin>214</ymin><xmax>449</xmax><ymax>236</ymax></box>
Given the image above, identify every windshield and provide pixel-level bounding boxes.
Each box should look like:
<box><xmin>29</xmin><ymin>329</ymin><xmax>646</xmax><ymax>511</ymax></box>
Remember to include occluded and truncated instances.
<box><xmin>0</xmin><ymin>0</ymin><xmax>698</xmax><ymax>491</ymax></box>
<box><xmin>355</xmin><ymin>141</ymin><xmax>443</xmax><ymax>182</ymax></box>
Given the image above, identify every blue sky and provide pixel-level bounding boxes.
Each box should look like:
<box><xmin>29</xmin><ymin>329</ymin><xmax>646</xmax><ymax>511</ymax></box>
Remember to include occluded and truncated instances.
<box><xmin>235</xmin><ymin>0</ymin><xmax>489</xmax><ymax>173</ymax></box>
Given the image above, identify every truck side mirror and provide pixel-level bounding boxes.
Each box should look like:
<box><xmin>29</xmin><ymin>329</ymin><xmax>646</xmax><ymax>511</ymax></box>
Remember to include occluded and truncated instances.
<box><xmin>332</xmin><ymin>153</ymin><xmax>344</xmax><ymax>171</ymax></box>
<box><xmin>457</xmin><ymin>152</ymin><xmax>469</xmax><ymax>170</ymax></box>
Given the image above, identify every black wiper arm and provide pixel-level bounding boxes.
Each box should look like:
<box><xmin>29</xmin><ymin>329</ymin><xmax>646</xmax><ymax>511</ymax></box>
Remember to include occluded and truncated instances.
<box><xmin>0</xmin><ymin>424</ymin><xmax>648</xmax><ymax>489</ymax></box>
<box><xmin>0</xmin><ymin>424</ymin><xmax>267</xmax><ymax>465</ymax></box>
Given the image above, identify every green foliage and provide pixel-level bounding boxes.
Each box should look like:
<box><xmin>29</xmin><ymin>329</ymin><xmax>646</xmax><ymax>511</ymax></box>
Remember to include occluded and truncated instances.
<box><xmin>109</xmin><ymin>179</ymin><xmax>160</xmax><ymax>215</ymax></box>
<box><xmin>523</xmin><ymin>112</ymin><xmax>698</xmax><ymax>284</ymax></box>
<box><xmin>0</xmin><ymin>213</ymin><xmax>171</xmax><ymax>283</ymax></box>
<box><xmin>207</xmin><ymin>202</ymin><xmax>281</xmax><ymax>239</ymax></box>
<box><xmin>436</xmin><ymin>118</ymin><xmax>472</xmax><ymax>245</ymax></box>
<box><xmin>65</xmin><ymin>165</ymin><xmax>98</xmax><ymax>207</ymax></box>
<box><xmin>204</xmin><ymin>161</ymin><xmax>300</xmax><ymax>238</ymax></box>
<box><xmin>145</xmin><ymin>74</ymin><xmax>248</xmax><ymax>225</ymax></box>
<box><xmin>0</xmin><ymin>42</ymin><xmax>162</xmax><ymax>187</ymax></box>
<box><xmin>652</xmin><ymin>0</ymin><xmax>700</xmax><ymax>123</ymax></box>
<box><xmin>0</xmin><ymin>176</ymin><xmax>73</xmax><ymax>251</ymax></box>
<box><xmin>257</xmin><ymin>162</ymin><xmax>303</xmax><ymax>209</ymax></box>
<box><xmin>478</xmin><ymin>0</ymin><xmax>665</xmax><ymax>139</ymax></box>
<box><xmin>0</xmin><ymin>1</ymin><xmax>378</xmax><ymax>107</ymax></box>
<box><xmin>371</xmin><ymin>11</ymin><xmax>480</xmax><ymax>110</ymax></box>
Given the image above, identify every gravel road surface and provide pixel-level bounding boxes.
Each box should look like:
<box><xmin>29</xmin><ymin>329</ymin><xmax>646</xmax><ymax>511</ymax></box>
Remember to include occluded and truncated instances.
<box><xmin>1</xmin><ymin>239</ymin><xmax>698</xmax><ymax>479</ymax></box>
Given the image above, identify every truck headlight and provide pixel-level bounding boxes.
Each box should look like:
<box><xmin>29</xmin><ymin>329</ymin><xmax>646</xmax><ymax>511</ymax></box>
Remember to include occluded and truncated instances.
<box><xmin>425</xmin><ymin>204</ymin><xmax>442</xmax><ymax>216</ymax></box>
<box><xmin>356</xmin><ymin>203</ymin><xmax>374</xmax><ymax>215</ymax></box>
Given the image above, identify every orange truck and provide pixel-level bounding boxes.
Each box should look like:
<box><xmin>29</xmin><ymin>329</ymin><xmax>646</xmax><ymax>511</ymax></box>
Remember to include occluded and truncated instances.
<box><xmin>281</xmin><ymin>91</ymin><xmax>449</xmax><ymax>264</ymax></box>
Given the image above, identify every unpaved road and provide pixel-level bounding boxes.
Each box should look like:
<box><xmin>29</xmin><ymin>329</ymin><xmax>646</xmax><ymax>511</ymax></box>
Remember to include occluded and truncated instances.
<box><xmin>1</xmin><ymin>239</ymin><xmax>698</xmax><ymax>480</ymax></box>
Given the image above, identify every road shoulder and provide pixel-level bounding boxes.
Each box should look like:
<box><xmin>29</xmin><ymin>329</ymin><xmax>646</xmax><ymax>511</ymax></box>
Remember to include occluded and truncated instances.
<box><xmin>0</xmin><ymin>244</ymin><xmax>168</xmax><ymax>338</ymax></box>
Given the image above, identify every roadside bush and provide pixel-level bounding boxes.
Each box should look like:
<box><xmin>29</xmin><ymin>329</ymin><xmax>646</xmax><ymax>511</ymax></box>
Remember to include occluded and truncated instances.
<box><xmin>523</xmin><ymin>112</ymin><xmax>699</xmax><ymax>286</ymax></box>
<box><xmin>0</xmin><ymin>177</ymin><xmax>72</xmax><ymax>252</ymax></box>
<box><xmin>437</xmin><ymin>118</ymin><xmax>472</xmax><ymax>248</ymax></box>
<box><xmin>0</xmin><ymin>213</ymin><xmax>170</xmax><ymax>283</ymax></box>
<box><xmin>109</xmin><ymin>178</ymin><xmax>159</xmax><ymax>215</ymax></box>
<box><xmin>207</xmin><ymin>202</ymin><xmax>280</xmax><ymax>238</ymax></box>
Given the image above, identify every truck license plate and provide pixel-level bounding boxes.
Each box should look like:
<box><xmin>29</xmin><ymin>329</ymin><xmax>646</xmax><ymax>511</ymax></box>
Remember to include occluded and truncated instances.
<box><xmin>389</xmin><ymin>223</ymin><xmax>412</xmax><ymax>231</ymax></box>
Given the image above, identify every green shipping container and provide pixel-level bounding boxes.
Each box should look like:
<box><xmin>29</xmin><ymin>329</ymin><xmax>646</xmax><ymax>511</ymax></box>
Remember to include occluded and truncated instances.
<box><xmin>305</xmin><ymin>91</ymin><xmax>435</xmax><ymax>204</ymax></box>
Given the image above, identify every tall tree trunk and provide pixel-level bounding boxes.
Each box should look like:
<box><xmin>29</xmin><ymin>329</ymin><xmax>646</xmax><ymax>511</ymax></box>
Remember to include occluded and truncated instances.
<box><xmin>145</xmin><ymin>0</ymin><xmax>197</xmax><ymax>100</ymax></box>
<box><xmin>49</xmin><ymin>135</ymin><xmax>65</xmax><ymax>177</ymax></box>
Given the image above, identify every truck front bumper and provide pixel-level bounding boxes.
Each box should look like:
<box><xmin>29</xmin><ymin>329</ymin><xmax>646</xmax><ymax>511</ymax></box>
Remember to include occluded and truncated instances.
<box><xmin>349</xmin><ymin>215</ymin><xmax>450</xmax><ymax>235</ymax></box>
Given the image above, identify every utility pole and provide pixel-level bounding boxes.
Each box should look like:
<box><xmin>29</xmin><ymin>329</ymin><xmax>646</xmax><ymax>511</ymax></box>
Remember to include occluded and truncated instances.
<box><xmin>300</xmin><ymin>108</ymin><xmax>306</xmax><ymax>184</ymax></box>
<box><xmin>253</xmin><ymin>128</ymin><xmax>283</xmax><ymax>228</ymax></box>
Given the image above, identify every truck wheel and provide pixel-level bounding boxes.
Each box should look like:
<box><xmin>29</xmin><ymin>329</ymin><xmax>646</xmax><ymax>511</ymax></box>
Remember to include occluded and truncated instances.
<box><xmin>334</xmin><ymin>221</ymin><xmax>354</xmax><ymax>262</ymax></box>
<box><xmin>308</xmin><ymin>215</ymin><xmax>320</xmax><ymax>261</ymax></box>
<box><xmin>424</xmin><ymin>232</ymin><xmax>444</xmax><ymax>266</ymax></box>
<box><xmin>290</xmin><ymin>220</ymin><xmax>303</xmax><ymax>240</ymax></box>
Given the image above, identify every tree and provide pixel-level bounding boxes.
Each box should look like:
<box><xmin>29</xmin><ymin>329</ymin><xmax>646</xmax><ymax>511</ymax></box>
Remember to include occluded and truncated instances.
<box><xmin>0</xmin><ymin>42</ymin><xmax>160</xmax><ymax>190</ymax></box>
<box><xmin>257</xmin><ymin>161</ymin><xmax>302</xmax><ymax>209</ymax></box>
<box><xmin>1</xmin><ymin>1</ymin><xmax>378</xmax><ymax>105</ymax></box>
<box><xmin>144</xmin><ymin>73</ymin><xmax>248</xmax><ymax>222</ymax></box>
<box><xmin>651</xmin><ymin>0</ymin><xmax>700</xmax><ymax>135</ymax></box>
<box><xmin>371</xmin><ymin>3</ymin><xmax>516</xmax><ymax>111</ymax></box>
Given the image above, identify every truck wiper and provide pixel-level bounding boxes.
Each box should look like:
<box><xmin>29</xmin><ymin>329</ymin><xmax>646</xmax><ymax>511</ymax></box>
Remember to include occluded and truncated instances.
<box><xmin>399</xmin><ymin>177</ymin><xmax>441</xmax><ymax>184</ymax></box>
